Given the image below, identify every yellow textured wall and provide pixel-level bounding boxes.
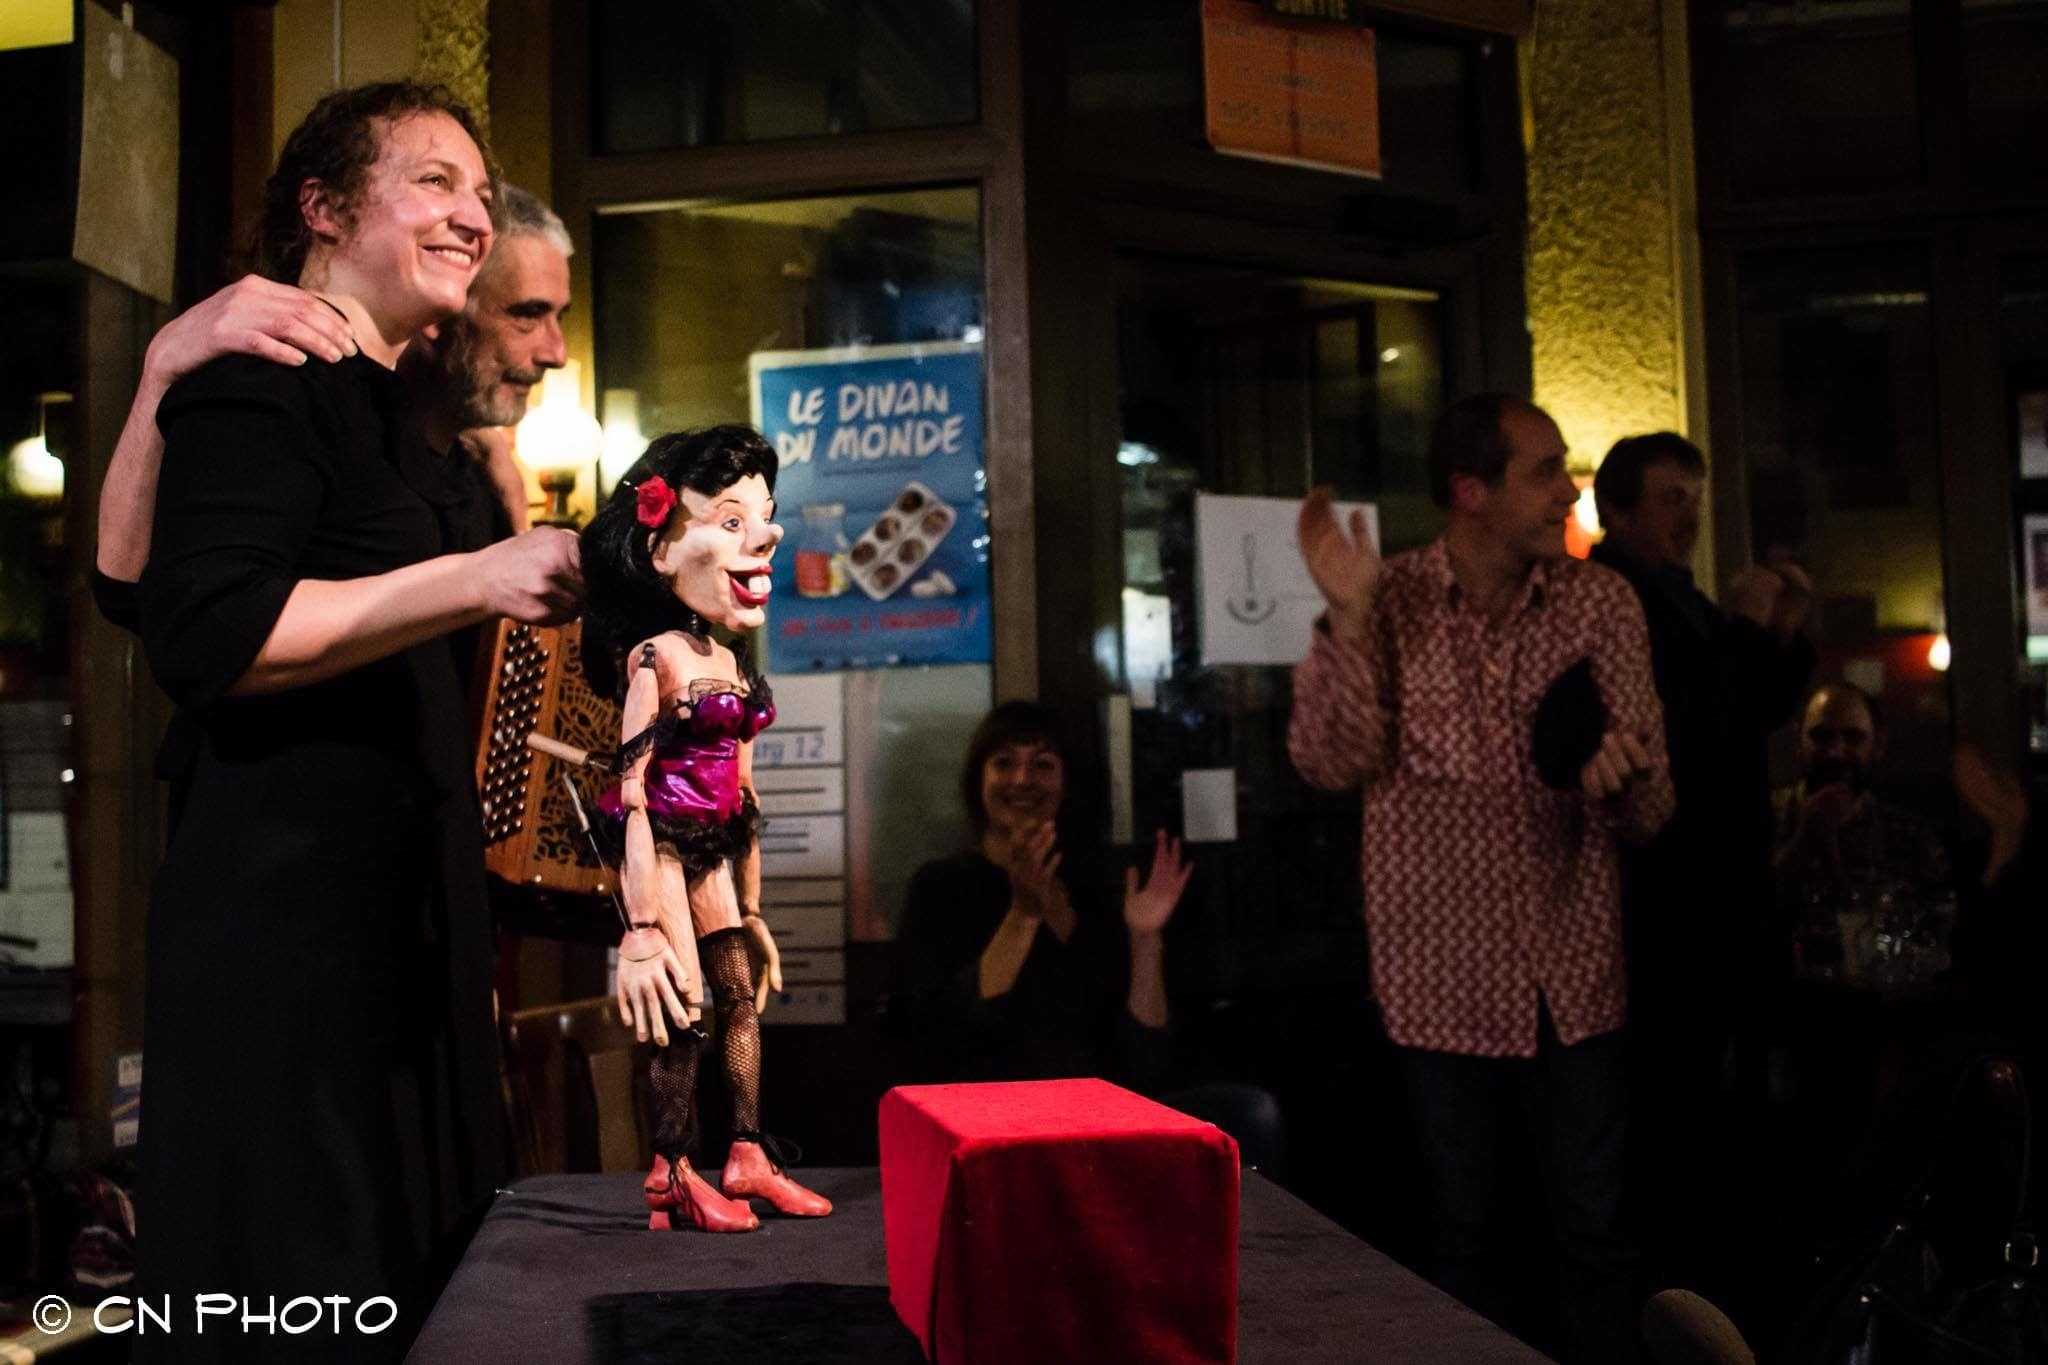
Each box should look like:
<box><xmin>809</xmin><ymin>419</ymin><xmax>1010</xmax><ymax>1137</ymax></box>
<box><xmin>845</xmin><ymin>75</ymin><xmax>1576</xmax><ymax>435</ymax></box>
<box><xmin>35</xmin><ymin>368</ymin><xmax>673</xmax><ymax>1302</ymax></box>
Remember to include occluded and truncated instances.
<box><xmin>1524</xmin><ymin>0</ymin><xmax>1699</xmax><ymax>480</ymax></box>
<box><xmin>271</xmin><ymin>0</ymin><xmax>491</xmax><ymax>155</ymax></box>
<box><xmin>415</xmin><ymin>0</ymin><xmax>492</xmax><ymax>144</ymax></box>
<box><xmin>273</xmin><ymin>0</ymin><xmax>420</xmax><ymax>157</ymax></box>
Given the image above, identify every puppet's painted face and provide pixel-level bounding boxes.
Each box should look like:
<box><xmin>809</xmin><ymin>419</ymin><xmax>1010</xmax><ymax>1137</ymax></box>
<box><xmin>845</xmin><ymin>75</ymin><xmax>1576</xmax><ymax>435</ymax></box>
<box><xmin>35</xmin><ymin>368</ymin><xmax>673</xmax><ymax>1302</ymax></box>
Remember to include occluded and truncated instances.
<box><xmin>648</xmin><ymin>474</ymin><xmax>784</xmax><ymax>632</ymax></box>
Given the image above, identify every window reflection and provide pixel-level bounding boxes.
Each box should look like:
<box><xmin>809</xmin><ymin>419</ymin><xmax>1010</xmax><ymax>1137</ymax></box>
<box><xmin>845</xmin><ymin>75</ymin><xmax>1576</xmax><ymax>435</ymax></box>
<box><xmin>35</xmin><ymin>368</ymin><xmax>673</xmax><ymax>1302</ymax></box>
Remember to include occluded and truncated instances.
<box><xmin>1115</xmin><ymin>258</ymin><xmax>1444</xmax><ymax>934</ymax></box>
<box><xmin>593</xmin><ymin>0</ymin><xmax>977</xmax><ymax>154</ymax></box>
<box><xmin>593</xmin><ymin>189</ymin><xmax>988</xmax><ymax>941</ymax></box>
<box><xmin>1712</xmin><ymin>0</ymin><xmax>1920</xmax><ymax>200</ymax></box>
<box><xmin>1998</xmin><ymin>257</ymin><xmax>2048</xmax><ymax>755</ymax></box>
<box><xmin>1964</xmin><ymin>0</ymin><xmax>2048</xmax><ymax>185</ymax></box>
<box><xmin>1734</xmin><ymin>247</ymin><xmax>1952</xmax><ymax>797</ymax></box>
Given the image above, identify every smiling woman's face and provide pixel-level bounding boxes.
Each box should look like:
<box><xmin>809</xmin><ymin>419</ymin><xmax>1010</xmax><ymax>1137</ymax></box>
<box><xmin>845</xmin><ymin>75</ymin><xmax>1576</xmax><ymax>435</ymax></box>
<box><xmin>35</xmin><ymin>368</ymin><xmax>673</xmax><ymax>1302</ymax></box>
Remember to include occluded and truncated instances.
<box><xmin>327</xmin><ymin>110</ymin><xmax>495</xmax><ymax>332</ymax></box>
<box><xmin>980</xmin><ymin>741</ymin><xmax>1064</xmax><ymax>839</ymax></box>
<box><xmin>649</xmin><ymin>474</ymin><xmax>784</xmax><ymax>632</ymax></box>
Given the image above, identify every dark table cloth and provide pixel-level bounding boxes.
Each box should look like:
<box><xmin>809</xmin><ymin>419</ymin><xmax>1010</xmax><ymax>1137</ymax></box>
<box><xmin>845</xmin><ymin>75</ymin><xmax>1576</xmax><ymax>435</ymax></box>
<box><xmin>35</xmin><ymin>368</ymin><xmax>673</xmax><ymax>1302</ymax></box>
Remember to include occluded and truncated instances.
<box><xmin>408</xmin><ymin>1170</ymin><xmax>1552</xmax><ymax>1364</ymax></box>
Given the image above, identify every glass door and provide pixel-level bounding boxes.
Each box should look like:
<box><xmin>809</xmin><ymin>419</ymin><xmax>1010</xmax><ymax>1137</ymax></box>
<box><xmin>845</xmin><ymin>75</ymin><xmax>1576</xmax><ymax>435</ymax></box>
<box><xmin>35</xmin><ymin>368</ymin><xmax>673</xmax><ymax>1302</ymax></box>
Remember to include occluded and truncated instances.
<box><xmin>1111</xmin><ymin>254</ymin><xmax>1446</xmax><ymax>941</ymax></box>
<box><xmin>1725</xmin><ymin>244</ymin><xmax>1955</xmax><ymax>813</ymax></box>
<box><xmin>1995</xmin><ymin>254</ymin><xmax>2048</xmax><ymax>759</ymax></box>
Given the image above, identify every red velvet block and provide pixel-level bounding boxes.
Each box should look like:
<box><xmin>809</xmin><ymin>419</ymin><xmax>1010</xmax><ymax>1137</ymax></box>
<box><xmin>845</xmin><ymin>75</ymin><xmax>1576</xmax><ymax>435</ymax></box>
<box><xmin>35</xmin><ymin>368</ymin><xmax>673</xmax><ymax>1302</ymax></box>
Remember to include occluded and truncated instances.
<box><xmin>879</xmin><ymin>1079</ymin><xmax>1240</xmax><ymax>1364</ymax></box>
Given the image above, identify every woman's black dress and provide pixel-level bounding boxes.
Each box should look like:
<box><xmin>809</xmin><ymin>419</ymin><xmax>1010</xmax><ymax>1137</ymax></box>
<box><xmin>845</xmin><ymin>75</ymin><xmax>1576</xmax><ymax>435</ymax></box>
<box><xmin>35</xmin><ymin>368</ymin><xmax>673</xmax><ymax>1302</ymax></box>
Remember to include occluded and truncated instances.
<box><xmin>131</xmin><ymin>354</ymin><xmax>504</xmax><ymax>1362</ymax></box>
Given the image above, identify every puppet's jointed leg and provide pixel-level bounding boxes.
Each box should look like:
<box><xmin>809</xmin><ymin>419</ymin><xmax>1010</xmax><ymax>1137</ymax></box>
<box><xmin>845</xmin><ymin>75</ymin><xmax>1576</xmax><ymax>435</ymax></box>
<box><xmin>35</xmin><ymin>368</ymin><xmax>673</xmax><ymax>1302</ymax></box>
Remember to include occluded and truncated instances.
<box><xmin>699</xmin><ymin>928</ymin><xmax>833</xmax><ymax>1217</ymax></box>
<box><xmin>643</xmin><ymin>1028</ymin><xmax>758</xmax><ymax>1233</ymax></box>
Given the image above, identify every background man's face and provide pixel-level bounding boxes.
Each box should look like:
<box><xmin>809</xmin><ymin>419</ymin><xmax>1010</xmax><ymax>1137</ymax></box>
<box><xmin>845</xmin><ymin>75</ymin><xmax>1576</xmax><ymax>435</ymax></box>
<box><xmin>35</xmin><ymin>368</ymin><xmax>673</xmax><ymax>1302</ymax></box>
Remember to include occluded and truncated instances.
<box><xmin>1470</xmin><ymin>406</ymin><xmax>1578</xmax><ymax>562</ymax></box>
<box><xmin>446</xmin><ymin>234</ymin><xmax>571</xmax><ymax>429</ymax></box>
<box><xmin>1605</xmin><ymin>459</ymin><xmax>1703</xmax><ymax>570</ymax></box>
<box><xmin>1801</xmin><ymin>689</ymin><xmax>1880</xmax><ymax>790</ymax></box>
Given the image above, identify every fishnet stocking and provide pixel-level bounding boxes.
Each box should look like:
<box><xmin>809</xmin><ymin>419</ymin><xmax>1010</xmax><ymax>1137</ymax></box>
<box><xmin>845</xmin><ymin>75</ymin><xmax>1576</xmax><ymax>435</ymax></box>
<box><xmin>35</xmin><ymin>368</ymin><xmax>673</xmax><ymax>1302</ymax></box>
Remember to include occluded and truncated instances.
<box><xmin>648</xmin><ymin>1030</ymin><xmax>701</xmax><ymax>1161</ymax></box>
<box><xmin>699</xmin><ymin>928</ymin><xmax>761</xmax><ymax>1134</ymax></box>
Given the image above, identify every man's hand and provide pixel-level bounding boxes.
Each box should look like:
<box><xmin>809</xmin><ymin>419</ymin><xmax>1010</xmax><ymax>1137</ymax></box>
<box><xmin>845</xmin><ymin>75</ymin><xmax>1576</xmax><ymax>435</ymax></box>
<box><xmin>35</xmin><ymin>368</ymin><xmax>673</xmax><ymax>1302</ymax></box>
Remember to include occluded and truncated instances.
<box><xmin>1801</xmin><ymin>783</ymin><xmax>1860</xmax><ymax>839</ymax></box>
<box><xmin>1956</xmin><ymin>743</ymin><xmax>2030</xmax><ymax>885</ymax></box>
<box><xmin>475</xmin><ymin>526</ymin><xmax>583</xmax><ymax>624</ymax></box>
<box><xmin>1007</xmin><ymin>822</ymin><xmax>1062</xmax><ymax>919</ymax></box>
<box><xmin>1769</xmin><ymin>563</ymin><xmax>1814</xmax><ymax>642</ymax></box>
<box><xmin>144</xmin><ymin>276</ymin><xmax>356</xmax><ymax>385</ymax></box>
<box><xmin>1297</xmin><ymin>486</ymin><xmax>1381</xmax><ymax>642</ymax></box>
<box><xmin>1579</xmin><ymin>729</ymin><xmax>1655</xmax><ymax>801</ymax></box>
<box><xmin>1723</xmin><ymin>566</ymin><xmax>1785</xmax><ymax>631</ymax></box>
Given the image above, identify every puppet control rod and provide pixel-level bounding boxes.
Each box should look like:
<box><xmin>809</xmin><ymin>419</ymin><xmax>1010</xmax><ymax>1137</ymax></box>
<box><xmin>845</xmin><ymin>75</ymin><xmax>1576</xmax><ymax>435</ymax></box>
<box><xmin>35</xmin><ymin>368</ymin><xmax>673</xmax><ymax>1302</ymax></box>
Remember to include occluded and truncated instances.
<box><xmin>525</xmin><ymin>732</ymin><xmax>632</xmax><ymax>933</ymax></box>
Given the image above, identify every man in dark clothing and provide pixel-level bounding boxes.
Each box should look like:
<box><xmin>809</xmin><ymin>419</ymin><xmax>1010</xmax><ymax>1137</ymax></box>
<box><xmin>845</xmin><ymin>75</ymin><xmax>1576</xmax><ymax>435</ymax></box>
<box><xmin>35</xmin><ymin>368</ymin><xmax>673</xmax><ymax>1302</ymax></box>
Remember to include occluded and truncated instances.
<box><xmin>1590</xmin><ymin>432</ymin><xmax>1816</xmax><ymax>1306</ymax></box>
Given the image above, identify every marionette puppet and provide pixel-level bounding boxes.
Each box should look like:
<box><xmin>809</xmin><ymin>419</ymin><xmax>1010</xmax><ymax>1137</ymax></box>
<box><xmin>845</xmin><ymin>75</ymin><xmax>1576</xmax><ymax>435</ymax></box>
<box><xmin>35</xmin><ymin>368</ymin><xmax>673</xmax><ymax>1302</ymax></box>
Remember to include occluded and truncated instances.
<box><xmin>579</xmin><ymin>424</ymin><xmax>832</xmax><ymax>1232</ymax></box>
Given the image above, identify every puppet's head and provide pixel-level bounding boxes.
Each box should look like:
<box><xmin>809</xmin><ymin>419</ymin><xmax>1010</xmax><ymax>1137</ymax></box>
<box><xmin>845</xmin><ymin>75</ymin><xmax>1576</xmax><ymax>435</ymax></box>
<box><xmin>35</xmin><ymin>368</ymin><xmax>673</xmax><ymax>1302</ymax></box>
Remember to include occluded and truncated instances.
<box><xmin>580</xmin><ymin>425</ymin><xmax>781</xmax><ymax>697</ymax></box>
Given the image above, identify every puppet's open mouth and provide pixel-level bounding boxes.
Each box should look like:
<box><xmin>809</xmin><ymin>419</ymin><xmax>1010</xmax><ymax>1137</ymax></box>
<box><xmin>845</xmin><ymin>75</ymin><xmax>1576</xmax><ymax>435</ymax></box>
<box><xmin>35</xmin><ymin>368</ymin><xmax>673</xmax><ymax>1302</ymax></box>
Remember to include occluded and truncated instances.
<box><xmin>728</xmin><ymin>572</ymin><xmax>771</xmax><ymax>608</ymax></box>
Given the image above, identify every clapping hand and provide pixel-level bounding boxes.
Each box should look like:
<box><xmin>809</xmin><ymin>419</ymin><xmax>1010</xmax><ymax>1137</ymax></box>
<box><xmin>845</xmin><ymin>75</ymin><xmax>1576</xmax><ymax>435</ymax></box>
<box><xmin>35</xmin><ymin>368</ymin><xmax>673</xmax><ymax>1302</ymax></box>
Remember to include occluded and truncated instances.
<box><xmin>1297</xmin><ymin>486</ymin><xmax>1380</xmax><ymax>639</ymax></box>
<box><xmin>1580</xmin><ymin>729</ymin><xmax>1655</xmax><ymax>801</ymax></box>
<box><xmin>1123</xmin><ymin>830</ymin><xmax>1193</xmax><ymax>937</ymax></box>
<box><xmin>1769</xmin><ymin>563</ymin><xmax>1814</xmax><ymax>640</ymax></box>
<box><xmin>1008</xmin><ymin>821</ymin><xmax>1062</xmax><ymax>918</ymax></box>
<box><xmin>1956</xmin><ymin>743</ymin><xmax>2030</xmax><ymax>884</ymax></box>
<box><xmin>1726</xmin><ymin>562</ymin><xmax>1815</xmax><ymax>643</ymax></box>
<box><xmin>1724</xmin><ymin>567</ymin><xmax>1784</xmax><ymax>631</ymax></box>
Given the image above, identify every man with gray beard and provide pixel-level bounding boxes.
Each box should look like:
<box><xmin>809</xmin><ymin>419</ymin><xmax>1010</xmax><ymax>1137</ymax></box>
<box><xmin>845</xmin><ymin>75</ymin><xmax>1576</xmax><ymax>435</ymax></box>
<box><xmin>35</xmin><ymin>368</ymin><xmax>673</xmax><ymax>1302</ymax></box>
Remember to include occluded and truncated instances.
<box><xmin>400</xmin><ymin>182</ymin><xmax>572</xmax><ymax>546</ymax></box>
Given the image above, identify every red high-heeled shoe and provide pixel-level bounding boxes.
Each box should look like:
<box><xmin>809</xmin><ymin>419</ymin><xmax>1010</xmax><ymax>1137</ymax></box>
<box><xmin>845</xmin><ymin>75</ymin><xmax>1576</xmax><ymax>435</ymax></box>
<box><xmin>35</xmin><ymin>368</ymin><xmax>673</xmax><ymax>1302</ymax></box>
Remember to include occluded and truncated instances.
<box><xmin>643</xmin><ymin>1153</ymin><xmax>759</xmax><ymax>1233</ymax></box>
<box><xmin>721</xmin><ymin>1134</ymin><xmax>832</xmax><ymax>1217</ymax></box>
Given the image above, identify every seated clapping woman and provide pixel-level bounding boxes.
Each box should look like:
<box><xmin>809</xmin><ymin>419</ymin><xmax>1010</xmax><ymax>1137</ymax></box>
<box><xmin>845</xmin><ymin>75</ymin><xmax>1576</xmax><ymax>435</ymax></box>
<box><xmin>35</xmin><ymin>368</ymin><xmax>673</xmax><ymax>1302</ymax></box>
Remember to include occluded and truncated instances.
<box><xmin>893</xmin><ymin>701</ymin><xmax>1282</xmax><ymax>1170</ymax></box>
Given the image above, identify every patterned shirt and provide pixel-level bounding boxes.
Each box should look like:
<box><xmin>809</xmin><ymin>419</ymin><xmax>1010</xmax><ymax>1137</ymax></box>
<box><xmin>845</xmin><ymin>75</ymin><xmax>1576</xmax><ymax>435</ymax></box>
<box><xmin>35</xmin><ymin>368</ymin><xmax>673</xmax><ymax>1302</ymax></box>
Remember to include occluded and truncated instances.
<box><xmin>1288</xmin><ymin>539</ymin><xmax>1675</xmax><ymax>1057</ymax></box>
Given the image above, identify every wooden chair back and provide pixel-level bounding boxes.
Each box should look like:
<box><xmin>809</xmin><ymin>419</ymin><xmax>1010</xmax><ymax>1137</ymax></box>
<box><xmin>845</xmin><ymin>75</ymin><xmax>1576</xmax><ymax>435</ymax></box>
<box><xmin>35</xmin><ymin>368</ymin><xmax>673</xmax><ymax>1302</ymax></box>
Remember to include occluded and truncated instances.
<box><xmin>500</xmin><ymin>996</ymin><xmax>649</xmax><ymax>1176</ymax></box>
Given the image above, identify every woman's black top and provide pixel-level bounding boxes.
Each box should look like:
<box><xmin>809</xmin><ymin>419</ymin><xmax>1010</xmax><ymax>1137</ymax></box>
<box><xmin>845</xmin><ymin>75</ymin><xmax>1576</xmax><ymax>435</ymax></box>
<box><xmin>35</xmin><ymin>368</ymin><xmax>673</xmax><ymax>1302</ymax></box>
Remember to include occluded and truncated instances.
<box><xmin>129</xmin><ymin>353</ymin><xmax>503</xmax><ymax>1364</ymax></box>
<box><xmin>892</xmin><ymin>849</ymin><xmax>1169</xmax><ymax>1088</ymax></box>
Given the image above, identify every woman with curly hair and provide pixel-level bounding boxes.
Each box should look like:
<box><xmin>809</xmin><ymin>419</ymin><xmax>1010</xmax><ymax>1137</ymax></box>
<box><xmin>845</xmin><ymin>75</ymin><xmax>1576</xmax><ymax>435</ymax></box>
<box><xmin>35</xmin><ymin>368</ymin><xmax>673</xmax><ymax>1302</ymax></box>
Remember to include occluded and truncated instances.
<box><xmin>580</xmin><ymin>425</ymin><xmax>831</xmax><ymax>1232</ymax></box>
<box><xmin>131</xmin><ymin>82</ymin><xmax>580</xmax><ymax>1362</ymax></box>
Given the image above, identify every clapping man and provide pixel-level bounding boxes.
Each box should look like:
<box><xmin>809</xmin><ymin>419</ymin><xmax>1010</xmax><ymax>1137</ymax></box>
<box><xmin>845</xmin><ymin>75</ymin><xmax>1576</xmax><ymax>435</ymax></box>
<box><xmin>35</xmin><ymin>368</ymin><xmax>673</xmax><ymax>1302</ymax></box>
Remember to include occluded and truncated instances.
<box><xmin>1289</xmin><ymin>394</ymin><xmax>1673</xmax><ymax>1364</ymax></box>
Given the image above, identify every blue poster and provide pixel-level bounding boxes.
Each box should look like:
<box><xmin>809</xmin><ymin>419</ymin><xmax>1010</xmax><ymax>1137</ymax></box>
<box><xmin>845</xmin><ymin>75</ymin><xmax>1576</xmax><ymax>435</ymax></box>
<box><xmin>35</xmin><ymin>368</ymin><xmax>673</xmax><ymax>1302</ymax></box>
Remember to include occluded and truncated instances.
<box><xmin>749</xmin><ymin>343</ymin><xmax>990</xmax><ymax>671</ymax></box>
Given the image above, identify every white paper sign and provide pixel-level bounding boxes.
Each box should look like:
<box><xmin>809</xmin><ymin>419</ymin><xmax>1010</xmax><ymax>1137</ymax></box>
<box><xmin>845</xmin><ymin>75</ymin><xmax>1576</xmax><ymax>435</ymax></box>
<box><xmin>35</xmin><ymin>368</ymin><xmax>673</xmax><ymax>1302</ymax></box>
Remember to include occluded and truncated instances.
<box><xmin>752</xmin><ymin>672</ymin><xmax>845</xmax><ymax>768</ymax></box>
<box><xmin>757</xmin><ymin>672</ymin><xmax>849</xmax><ymax>1021</ymax></box>
<box><xmin>1182</xmin><ymin>768</ymin><xmax>1239</xmax><ymax>844</ymax></box>
<box><xmin>0</xmin><ymin>814</ymin><xmax>73</xmax><ymax>968</ymax></box>
<box><xmin>775</xmin><ymin>949</ymin><xmax>845</xmax><ymax>985</ymax></box>
<box><xmin>2028</xmin><ymin>515</ymin><xmax>2048</xmax><ymax>639</ymax></box>
<box><xmin>1196</xmin><ymin>493</ymin><xmax>1378</xmax><ymax>665</ymax></box>
<box><xmin>753</xmin><ymin>766</ymin><xmax>846</xmax><ymax>816</ymax></box>
<box><xmin>760</xmin><ymin>903</ymin><xmax>845</xmax><ymax>952</ymax></box>
<box><xmin>766</xmin><ymin>984</ymin><xmax>847</xmax><ymax>1027</ymax></box>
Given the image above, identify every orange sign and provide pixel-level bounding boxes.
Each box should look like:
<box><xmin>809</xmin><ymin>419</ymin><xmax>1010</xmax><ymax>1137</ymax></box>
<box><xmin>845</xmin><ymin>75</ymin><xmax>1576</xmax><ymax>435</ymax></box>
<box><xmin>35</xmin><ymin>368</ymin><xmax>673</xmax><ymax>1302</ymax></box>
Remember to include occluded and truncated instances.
<box><xmin>1201</xmin><ymin>0</ymin><xmax>1381</xmax><ymax>180</ymax></box>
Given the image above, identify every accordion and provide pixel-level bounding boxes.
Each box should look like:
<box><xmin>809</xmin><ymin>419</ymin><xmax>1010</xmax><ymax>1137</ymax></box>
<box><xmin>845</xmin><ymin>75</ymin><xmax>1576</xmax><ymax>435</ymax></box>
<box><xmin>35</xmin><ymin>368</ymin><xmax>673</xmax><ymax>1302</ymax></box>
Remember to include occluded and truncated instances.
<box><xmin>471</xmin><ymin>618</ymin><xmax>623</xmax><ymax>896</ymax></box>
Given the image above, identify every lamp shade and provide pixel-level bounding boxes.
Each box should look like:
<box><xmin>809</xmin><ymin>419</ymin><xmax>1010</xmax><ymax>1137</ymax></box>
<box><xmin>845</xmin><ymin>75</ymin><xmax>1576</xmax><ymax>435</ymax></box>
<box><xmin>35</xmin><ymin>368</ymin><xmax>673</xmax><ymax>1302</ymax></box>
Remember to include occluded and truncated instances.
<box><xmin>7</xmin><ymin>435</ymin><xmax>61</xmax><ymax>500</ymax></box>
<box><xmin>515</xmin><ymin>360</ymin><xmax>602</xmax><ymax>472</ymax></box>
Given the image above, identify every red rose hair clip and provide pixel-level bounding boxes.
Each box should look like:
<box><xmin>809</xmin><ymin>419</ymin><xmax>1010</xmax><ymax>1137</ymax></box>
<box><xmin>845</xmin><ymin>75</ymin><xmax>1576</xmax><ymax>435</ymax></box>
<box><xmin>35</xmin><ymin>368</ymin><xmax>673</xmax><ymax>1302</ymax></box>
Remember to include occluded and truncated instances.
<box><xmin>635</xmin><ymin>475</ymin><xmax>678</xmax><ymax>529</ymax></box>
